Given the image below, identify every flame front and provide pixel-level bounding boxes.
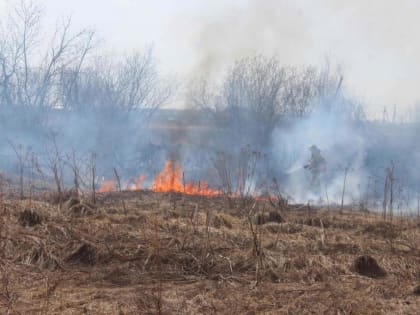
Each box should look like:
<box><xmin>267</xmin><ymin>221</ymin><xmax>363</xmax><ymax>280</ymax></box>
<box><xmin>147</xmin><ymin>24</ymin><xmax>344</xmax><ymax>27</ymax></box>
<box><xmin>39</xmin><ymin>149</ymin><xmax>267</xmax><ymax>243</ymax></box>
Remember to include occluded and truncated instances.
<box><xmin>151</xmin><ymin>160</ymin><xmax>183</xmax><ymax>192</ymax></box>
<box><xmin>126</xmin><ymin>175</ymin><xmax>145</xmax><ymax>191</ymax></box>
<box><xmin>151</xmin><ymin>160</ymin><xmax>220</xmax><ymax>196</ymax></box>
<box><xmin>98</xmin><ymin>159</ymin><xmax>220</xmax><ymax>196</ymax></box>
<box><xmin>98</xmin><ymin>180</ymin><xmax>114</xmax><ymax>193</ymax></box>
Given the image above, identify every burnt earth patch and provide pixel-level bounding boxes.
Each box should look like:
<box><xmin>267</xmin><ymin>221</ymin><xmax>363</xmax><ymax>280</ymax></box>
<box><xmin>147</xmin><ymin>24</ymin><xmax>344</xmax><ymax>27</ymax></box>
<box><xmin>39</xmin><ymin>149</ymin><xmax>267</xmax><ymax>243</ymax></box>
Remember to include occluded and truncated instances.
<box><xmin>353</xmin><ymin>255</ymin><xmax>386</xmax><ymax>278</ymax></box>
<box><xmin>19</xmin><ymin>209</ymin><xmax>42</xmax><ymax>227</ymax></box>
<box><xmin>66</xmin><ymin>242</ymin><xmax>97</xmax><ymax>266</ymax></box>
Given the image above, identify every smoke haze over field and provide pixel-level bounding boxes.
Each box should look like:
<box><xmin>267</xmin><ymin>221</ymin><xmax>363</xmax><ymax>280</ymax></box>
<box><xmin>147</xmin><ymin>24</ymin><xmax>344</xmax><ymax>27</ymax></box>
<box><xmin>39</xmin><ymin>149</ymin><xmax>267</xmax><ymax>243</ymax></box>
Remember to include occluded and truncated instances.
<box><xmin>1</xmin><ymin>0</ymin><xmax>419</xmax><ymax>116</ymax></box>
<box><xmin>1</xmin><ymin>1</ymin><xmax>420</xmax><ymax>216</ymax></box>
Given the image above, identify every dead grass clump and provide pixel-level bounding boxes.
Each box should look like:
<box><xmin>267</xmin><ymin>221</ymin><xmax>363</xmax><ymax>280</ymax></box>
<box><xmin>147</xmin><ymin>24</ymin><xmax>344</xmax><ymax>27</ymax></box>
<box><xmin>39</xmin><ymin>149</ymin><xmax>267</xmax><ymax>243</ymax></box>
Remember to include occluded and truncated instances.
<box><xmin>103</xmin><ymin>266</ymin><xmax>138</xmax><ymax>286</ymax></box>
<box><xmin>261</xmin><ymin>268</ymin><xmax>280</xmax><ymax>282</ymax></box>
<box><xmin>263</xmin><ymin>222</ymin><xmax>302</xmax><ymax>235</ymax></box>
<box><xmin>46</xmin><ymin>188</ymin><xmax>78</xmax><ymax>204</ymax></box>
<box><xmin>301</xmin><ymin>217</ymin><xmax>330</xmax><ymax>228</ymax></box>
<box><xmin>64</xmin><ymin>197</ymin><xmax>80</xmax><ymax>209</ymax></box>
<box><xmin>65</xmin><ymin>198</ymin><xmax>94</xmax><ymax>217</ymax></box>
<box><xmin>22</xmin><ymin>245</ymin><xmax>61</xmax><ymax>270</ymax></box>
<box><xmin>368</xmin><ymin>285</ymin><xmax>393</xmax><ymax>299</ymax></box>
<box><xmin>183</xmin><ymin>294</ymin><xmax>218</xmax><ymax>315</ymax></box>
<box><xmin>292</xmin><ymin>255</ymin><xmax>308</xmax><ymax>270</ymax></box>
<box><xmin>163</xmin><ymin>210</ymin><xmax>181</xmax><ymax>219</ymax></box>
<box><xmin>232</xmin><ymin>254</ymin><xmax>257</xmax><ymax>273</ymax></box>
<box><xmin>254</xmin><ymin>211</ymin><xmax>284</xmax><ymax>225</ymax></box>
<box><xmin>285</xmin><ymin>222</ymin><xmax>304</xmax><ymax>233</ymax></box>
<box><xmin>65</xmin><ymin>242</ymin><xmax>97</xmax><ymax>266</ymax></box>
<box><xmin>178</xmin><ymin>252</ymin><xmax>220</xmax><ymax>276</ymax></box>
<box><xmin>326</xmin><ymin>242</ymin><xmax>360</xmax><ymax>255</ymax></box>
<box><xmin>3</xmin><ymin>191</ymin><xmax>420</xmax><ymax>313</ymax></box>
<box><xmin>263</xmin><ymin>223</ymin><xmax>283</xmax><ymax>234</ymax></box>
<box><xmin>124</xmin><ymin>214</ymin><xmax>148</xmax><ymax>225</ymax></box>
<box><xmin>279</xmin><ymin>222</ymin><xmax>303</xmax><ymax>234</ymax></box>
<box><xmin>212</xmin><ymin>213</ymin><xmax>233</xmax><ymax>229</ymax></box>
<box><xmin>18</xmin><ymin>209</ymin><xmax>42</xmax><ymax>227</ymax></box>
<box><xmin>330</xmin><ymin>220</ymin><xmax>354</xmax><ymax>230</ymax></box>
<box><xmin>362</xmin><ymin>222</ymin><xmax>400</xmax><ymax>239</ymax></box>
<box><xmin>353</xmin><ymin>255</ymin><xmax>386</xmax><ymax>278</ymax></box>
<box><xmin>134</xmin><ymin>290</ymin><xmax>163</xmax><ymax>314</ymax></box>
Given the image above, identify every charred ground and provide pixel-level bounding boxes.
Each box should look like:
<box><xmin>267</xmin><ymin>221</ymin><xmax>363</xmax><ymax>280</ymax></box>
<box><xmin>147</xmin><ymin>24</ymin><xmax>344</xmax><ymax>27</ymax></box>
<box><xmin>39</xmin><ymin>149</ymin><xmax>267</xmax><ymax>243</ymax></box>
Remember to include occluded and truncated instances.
<box><xmin>0</xmin><ymin>191</ymin><xmax>419</xmax><ymax>314</ymax></box>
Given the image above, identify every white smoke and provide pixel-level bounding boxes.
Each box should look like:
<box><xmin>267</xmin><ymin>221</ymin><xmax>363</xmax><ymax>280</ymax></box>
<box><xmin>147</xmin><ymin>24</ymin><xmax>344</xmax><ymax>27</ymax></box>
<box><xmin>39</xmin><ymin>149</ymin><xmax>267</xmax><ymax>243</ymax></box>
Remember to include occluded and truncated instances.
<box><xmin>271</xmin><ymin>101</ymin><xmax>367</xmax><ymax>204</ymax></box>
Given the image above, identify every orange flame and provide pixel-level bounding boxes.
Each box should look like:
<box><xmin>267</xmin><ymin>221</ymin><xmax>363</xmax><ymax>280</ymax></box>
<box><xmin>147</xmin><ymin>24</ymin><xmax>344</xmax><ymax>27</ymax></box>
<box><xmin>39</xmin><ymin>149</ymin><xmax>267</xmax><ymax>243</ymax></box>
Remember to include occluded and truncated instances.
<box><xmin>98</xmin><ymin>160</ymin><xmax>221</xmax><ymax>196</ymax></box>
<box><xmin>151</xmin><ymin>160</ymin><xmax>183</xmax><ymax>192</ymax></box>
<box><xmin>152</xmin><ymin>160</ymin><xmax>220</xmax><ymax>196</ymax></box>
<box><xmin>126</xmin><ymin>175</ymin><xmax>145</xmax><ymax>191</ymax></box>
<box><xmin>98</xmin><ymin>180</ymin><xmax>115</xmax><ymax>193</ymax></box>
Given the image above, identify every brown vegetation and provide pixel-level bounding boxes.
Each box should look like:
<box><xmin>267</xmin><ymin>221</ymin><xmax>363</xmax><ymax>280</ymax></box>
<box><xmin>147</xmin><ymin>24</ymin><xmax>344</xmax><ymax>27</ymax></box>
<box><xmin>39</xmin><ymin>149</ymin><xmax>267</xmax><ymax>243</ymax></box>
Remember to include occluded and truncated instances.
<box><xmin>0</xmin><ymin>191</ymin><xmax>419</xmax><ymax>314</ymax></box>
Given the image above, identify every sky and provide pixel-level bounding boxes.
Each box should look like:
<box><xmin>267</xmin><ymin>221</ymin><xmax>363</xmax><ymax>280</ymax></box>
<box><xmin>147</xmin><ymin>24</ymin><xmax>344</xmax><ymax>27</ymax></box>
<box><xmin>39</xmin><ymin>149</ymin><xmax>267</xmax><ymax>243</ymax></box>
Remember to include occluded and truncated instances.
<box><xmin>1</xmin><ymin>0</ymin><xmax>420</xmax><ymax>116</ymax></box>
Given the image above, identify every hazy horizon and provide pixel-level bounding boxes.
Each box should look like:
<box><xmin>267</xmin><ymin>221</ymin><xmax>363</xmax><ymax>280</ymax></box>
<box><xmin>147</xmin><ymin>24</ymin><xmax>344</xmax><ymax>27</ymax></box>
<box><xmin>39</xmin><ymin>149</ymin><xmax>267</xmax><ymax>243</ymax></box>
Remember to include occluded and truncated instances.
<box><xmin>1</xmin><ymin>0</ymin><xmax>419</xmax><ymax>117</ymax></box>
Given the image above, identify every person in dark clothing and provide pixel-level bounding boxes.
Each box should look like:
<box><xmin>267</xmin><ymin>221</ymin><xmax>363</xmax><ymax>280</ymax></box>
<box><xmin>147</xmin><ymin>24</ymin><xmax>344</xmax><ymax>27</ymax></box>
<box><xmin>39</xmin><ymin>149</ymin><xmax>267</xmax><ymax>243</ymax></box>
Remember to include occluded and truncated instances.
<box><xmin>304</xmin><ymin>145</ymin><xmax>327</xmax><ymax>193</ymax></box>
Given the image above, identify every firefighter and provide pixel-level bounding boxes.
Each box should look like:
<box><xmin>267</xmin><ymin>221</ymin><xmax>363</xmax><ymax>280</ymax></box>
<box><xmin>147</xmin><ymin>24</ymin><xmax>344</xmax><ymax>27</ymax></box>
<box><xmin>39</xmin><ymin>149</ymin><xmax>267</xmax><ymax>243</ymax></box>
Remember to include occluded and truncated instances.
<box><xmin>304</xmin><ymin>145</ymin><xmax>326</xmax><ymax>192</ymax></box>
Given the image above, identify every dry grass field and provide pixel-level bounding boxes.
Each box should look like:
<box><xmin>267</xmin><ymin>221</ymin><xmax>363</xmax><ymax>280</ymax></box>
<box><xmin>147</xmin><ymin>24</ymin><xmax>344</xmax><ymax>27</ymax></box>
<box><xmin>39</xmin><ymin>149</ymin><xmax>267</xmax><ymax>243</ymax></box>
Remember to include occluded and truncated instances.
<box><xmin>0</xmin><ymin>191</ymin><xmax>419</xmax><ymax>314</ymax></box>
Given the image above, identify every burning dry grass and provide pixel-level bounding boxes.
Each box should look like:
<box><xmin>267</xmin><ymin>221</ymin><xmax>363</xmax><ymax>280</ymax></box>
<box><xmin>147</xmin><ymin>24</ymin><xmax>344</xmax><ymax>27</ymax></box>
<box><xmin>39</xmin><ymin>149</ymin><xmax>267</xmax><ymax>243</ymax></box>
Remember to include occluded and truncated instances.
<box><xmin>0</xmin><ymin>191</ymin><xmax>419</xmax><ymax>314</ymax></box>
<box><xmin>98</xmin><ymin>159</ymin><xmax>221</xmax><ymax>197</ymax></box>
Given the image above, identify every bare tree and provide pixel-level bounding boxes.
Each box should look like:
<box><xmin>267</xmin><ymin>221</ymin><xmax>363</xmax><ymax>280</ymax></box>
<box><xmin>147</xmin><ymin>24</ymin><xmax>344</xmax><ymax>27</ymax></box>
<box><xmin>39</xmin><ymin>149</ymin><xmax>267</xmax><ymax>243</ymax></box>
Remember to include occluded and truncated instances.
<box><xmin>28</xmin><ymin>151</ymin><xmax>37</xmax><ymax>206</ymax></box>
<box><xmin>280</xmin><ymin>66</ymin><xmax>320</xmax><ymax>116</ymax></box>
<box><xmin>236</xmin><ymin>146</ymin><xmax>263</xmax><ymax>197</ymax></box>
<box><xmin>341</xmin><ymin>163</ymin><xmax>351</xmax><ymax>213</ymax></box>
<box><xmin>44</xmin><ymin>132</ymin><xmax>65</xmax><ymax>207</ymax></box>
<box><xmin>8</xmin><ymin>141</ymin><xmax>30</xmax><ymax>199</ymax></box>
<box><xmin>0</xmin><ymin>1</ymin><xmax>41</xmax><ymax>107</ymax></box>
<box><xmin>113</xmin><ymin>167</ymin><xmax>127</xmax><ymax>212</ymax></box>
<box><xmin>212</xmin><ymin>145</ymin><xmax>264</xmax><ymax>198</ymax></box>
<box><xmin>383</xmin><ymin>161</ymin><xmax>395</xmax><ymax>221</ymax></box>
<box><xmin>212</xmin><ymin>151</ymin><xmax>234</xmax><ymax>196</ymax></box>
<box><xmin>0</xmin><ymin>0</ymin><xmax>96</xmax><ymax>128</ymax></box>
<box><xmin>0</xmin><ymin>1</ymin><xmax>174</xmax><ymax>200</ymax></box>
<box><xmin>58</xmin><ymin>49</ymin><xmax>173</xmax><ymax>173</ymax></box>
<box><xmin>66</xmin><ymin>148</ymin><xmax>84</xmax><ymax>197</ymax></box>
<box><xmin>60</xmin><ymin>48</ymin><xmax>172</xmax><ymax>118</ymax></box>
<box><xmin>189</xmin><ymin>56</ymin><xmax>356</xmax><ymax>151</ymax></box>
<box><xmin>190</xmin><ymin>56</ymin><xmax>285</xmax><ymax>147</ymax></box>
<box><xmin>89</xmin><ymin>152</ymin><xmax>97</xmax><ymax>205</ymax></box>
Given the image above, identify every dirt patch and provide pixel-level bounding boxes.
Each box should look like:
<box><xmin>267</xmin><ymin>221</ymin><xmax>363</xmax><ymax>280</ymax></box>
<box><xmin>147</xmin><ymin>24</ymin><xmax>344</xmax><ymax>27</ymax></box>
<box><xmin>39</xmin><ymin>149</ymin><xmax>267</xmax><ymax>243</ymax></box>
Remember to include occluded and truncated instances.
<box><xmin>18</xmin><ymin>209</ymin><xmax>42</xmax><ymax>227</ymax></box>
<box><xmin>413</xmin><ymin>285</ymin><xmax>420</xmax><ymax>296</ymax></box>
<box><xmin>353</xmin><ymin>255</ymin><xmax>386</xmax><ymax>278</ymax></box>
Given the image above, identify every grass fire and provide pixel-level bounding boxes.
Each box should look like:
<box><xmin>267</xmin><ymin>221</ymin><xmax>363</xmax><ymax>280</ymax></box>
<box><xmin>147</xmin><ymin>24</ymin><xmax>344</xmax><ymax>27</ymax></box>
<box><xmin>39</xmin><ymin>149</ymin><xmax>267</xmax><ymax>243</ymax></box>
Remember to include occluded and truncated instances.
<box><xmin>0</xmin><ymin>1</ymin><xmax>419</xmax><ymax>314</ymax></box>
<box><xmin>99</xmin><ymin>160</ymin><xmax>221</xmax><ymax>196</ymax></box>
